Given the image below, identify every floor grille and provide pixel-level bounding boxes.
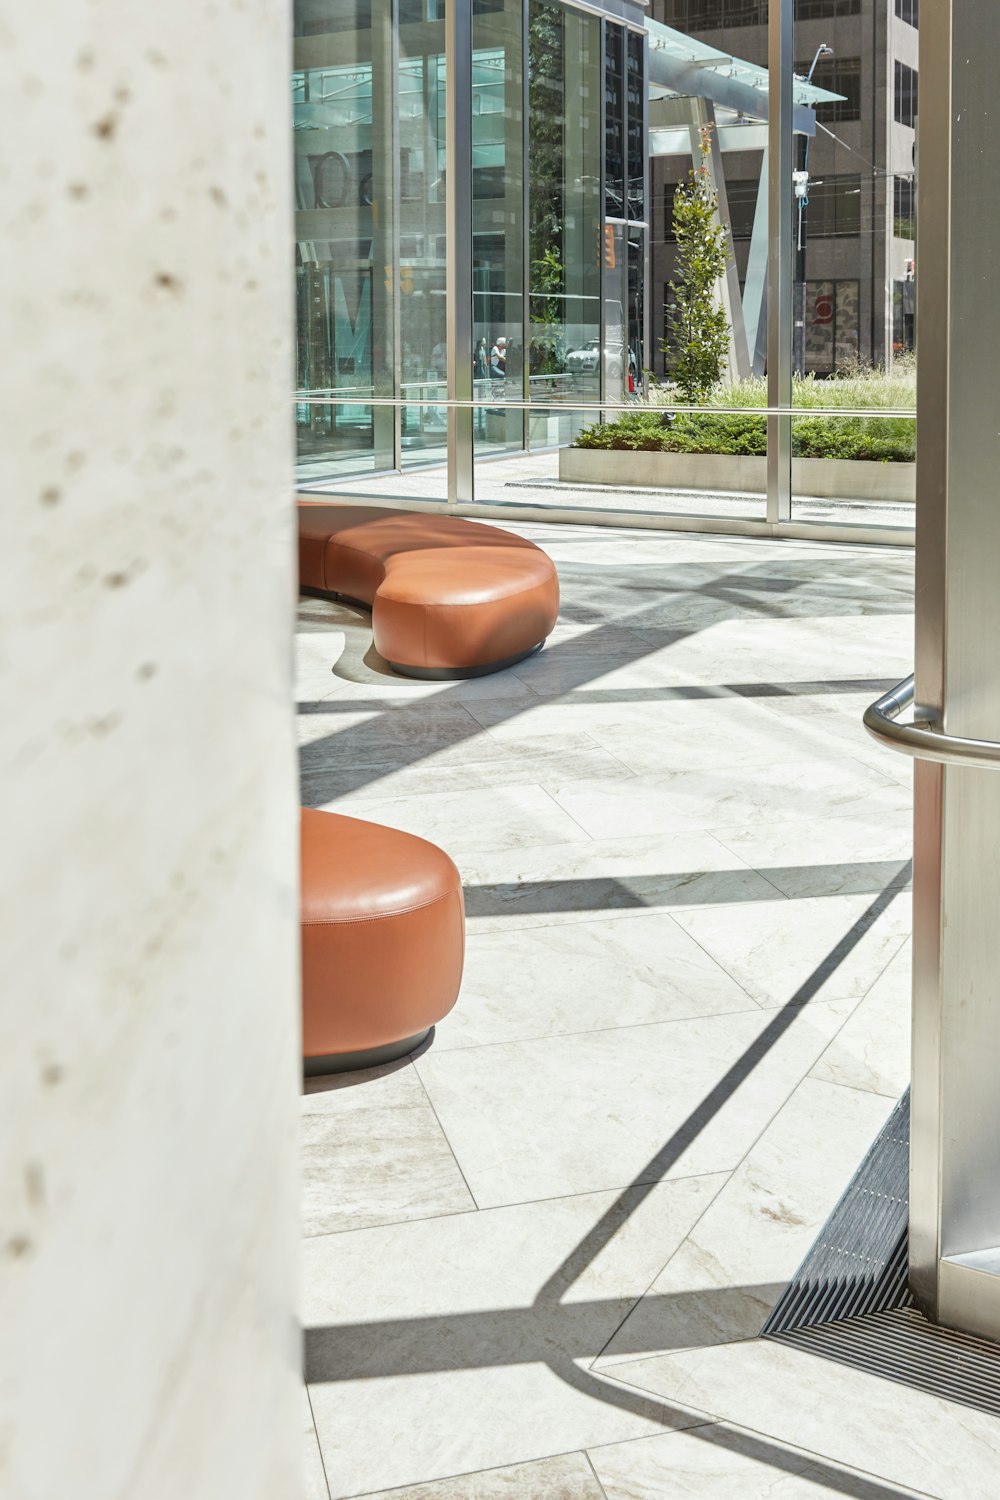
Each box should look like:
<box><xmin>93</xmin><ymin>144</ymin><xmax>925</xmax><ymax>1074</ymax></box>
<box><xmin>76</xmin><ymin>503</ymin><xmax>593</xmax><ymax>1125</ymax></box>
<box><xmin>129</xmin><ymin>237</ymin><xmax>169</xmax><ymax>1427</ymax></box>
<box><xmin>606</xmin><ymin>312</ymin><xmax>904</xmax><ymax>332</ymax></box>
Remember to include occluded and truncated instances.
<box><xmin>762</xmin><ymin>1090</ymin><xmax>911</xmax><ymax>1337</ymax></box>
<box><xmin>763</xmin><ymin>1089</ymin><xmax>1000</xmax><ymax>1419</ymax></box>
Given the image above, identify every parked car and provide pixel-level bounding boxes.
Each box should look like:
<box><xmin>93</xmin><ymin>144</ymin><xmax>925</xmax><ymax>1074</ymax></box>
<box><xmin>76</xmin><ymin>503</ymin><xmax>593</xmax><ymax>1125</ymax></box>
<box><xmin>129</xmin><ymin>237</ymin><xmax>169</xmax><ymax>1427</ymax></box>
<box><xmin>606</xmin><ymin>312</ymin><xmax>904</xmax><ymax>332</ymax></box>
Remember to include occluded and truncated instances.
<box><xmin>566</xmin><ymin>339</ymin><xmax>638</xmax><ymax>384</ymax></box>
<box><xmin>566</xmin><ymin>339</ymin><xmax>620</xmax><ymax>379</ymax></box>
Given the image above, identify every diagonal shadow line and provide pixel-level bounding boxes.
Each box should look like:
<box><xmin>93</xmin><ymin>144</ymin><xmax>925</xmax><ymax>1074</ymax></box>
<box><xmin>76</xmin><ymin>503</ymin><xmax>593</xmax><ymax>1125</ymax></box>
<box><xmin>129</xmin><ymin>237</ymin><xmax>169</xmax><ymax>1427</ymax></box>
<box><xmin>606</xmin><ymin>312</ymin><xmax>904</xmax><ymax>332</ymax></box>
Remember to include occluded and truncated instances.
<box><xmin>463</xmin><ymin>861</ymin><xmax>911</xmax><ymax>918</ymax></box>
<box><xmin>528</xmin><ymin>863</ymin><xmax>913</xmax><ymax>1497</ymax></box>
<box><xmin>305</xmin><ymin>868</ymin><xmax>916</xmax><ymax>1498</ymax></box>
<box><xmin>297</xmin><ymin>544</ymin><xmax>911</xmax><ymax>802</ymax></box>
<box><xmin>304</xmin><ymin>1282</ymin><xmax>785</xmax><ymax>1381</ymax></box>
<box><xmin>532</xmin><ymin>863</ymin><xmax>912</xmax><ymax>1310</ymax></box>
<box><xmin>296</xmin><ymin>677</ymin><xmax>900</xmax><ymax>714</ymax></box>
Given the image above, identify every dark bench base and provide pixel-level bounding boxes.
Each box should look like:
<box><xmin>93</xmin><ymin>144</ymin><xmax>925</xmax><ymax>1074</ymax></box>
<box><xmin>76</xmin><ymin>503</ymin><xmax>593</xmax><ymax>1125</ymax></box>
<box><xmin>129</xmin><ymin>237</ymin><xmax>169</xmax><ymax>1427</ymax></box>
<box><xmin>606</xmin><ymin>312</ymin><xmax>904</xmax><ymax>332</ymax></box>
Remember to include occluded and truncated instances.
<box><xmin>386</xmin><ymin>642</ymin><xmax>544</xmax><ymax>680</ymax></box>
<box><xmin>302</xmin><ymin>586</ymin><xmax>545</xmax><ymax>679</ymax></box>
<box><xmin>304</xmin><ymin>1027</ymin><xmax>432</xmax><ymax>1078</ymax></box>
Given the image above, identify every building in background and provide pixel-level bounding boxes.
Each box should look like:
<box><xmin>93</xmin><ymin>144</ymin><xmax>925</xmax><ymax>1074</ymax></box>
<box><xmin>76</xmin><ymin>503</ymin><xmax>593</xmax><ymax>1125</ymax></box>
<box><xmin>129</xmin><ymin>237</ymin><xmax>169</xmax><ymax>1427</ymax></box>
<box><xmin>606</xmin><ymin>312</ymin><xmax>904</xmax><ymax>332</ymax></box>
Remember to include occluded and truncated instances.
<box><xmin>651</xmin><ymin>0</ymin><xmax>918</xmax><ymax>376</ymax></box>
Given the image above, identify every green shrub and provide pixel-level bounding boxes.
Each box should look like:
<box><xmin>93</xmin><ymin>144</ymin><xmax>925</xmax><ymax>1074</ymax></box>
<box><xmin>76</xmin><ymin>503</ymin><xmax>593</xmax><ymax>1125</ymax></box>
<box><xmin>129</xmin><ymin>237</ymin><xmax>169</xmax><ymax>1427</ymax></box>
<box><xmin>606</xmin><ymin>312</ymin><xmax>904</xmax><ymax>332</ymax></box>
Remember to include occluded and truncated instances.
<box><xmin>572</xmin><ymin>392</ymin><xmax>916</xmax><ymax>463</ymax></box>
<box><xmin>574</xmin><ymin>412</ymin><xmax>669</xmax><ymax>451</ymax></box>
<box><xmin>667</xmin><ymin>411</ymin><xmax>767</xmax><ymax>455</ymax></box>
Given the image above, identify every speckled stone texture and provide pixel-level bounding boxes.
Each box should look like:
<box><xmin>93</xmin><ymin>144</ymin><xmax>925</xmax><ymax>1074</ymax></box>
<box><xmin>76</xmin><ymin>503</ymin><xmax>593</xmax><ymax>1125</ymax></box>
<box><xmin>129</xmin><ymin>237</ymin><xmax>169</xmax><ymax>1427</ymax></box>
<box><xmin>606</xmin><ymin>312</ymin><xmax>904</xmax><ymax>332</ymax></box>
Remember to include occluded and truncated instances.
<box><xmin>0</xmin><ymin>4</ymin><xmax>300</xmax><ymax>1498</ymax></box>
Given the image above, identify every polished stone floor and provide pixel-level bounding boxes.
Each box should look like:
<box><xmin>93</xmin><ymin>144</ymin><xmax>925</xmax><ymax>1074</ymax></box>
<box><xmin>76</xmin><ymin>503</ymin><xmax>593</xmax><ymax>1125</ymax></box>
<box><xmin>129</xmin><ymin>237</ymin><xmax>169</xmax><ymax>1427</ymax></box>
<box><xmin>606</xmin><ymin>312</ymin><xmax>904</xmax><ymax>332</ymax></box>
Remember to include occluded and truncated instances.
<box><xmin>299</xmin><ymin>522</ymin><xmax>996</xmax><ymax>1499</ymax></box>
<box><xmin>298</xmin><ymin>450</ymin><xmax>915</xmax><ymax>532</ymax></box>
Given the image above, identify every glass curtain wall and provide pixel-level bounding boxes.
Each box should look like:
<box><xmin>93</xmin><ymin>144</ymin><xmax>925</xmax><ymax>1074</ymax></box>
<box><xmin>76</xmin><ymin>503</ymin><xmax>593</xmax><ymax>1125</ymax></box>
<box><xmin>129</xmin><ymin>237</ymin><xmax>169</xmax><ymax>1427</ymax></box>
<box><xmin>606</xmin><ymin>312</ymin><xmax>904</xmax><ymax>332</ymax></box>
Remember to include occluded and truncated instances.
<box><xmin>472</xmin><ymin>0</ymin><xmax>525</xmax><ymax>457</ymax></box>
<box><xmin>292</xmin><ymin>0</ymin><xmax>910</xmax><ymax>539</ymax></box>
<box><xmin>399</xmin><ymin>2</ymin><xmax>448</xmax><ymax>467</ymax></box>
<box><xmin>294</xmin><ymin>0</ymin><xmax>395</xmax><ymax>483</ymax></box>
<box><xmin>294</xmin><ymin>0</ymin><xmax>642</xmax><ymax>492</ymax></box>
<box><xmin>525</xmin><ymin>1</ymin><xmax>603</xmax><ymax>448</ymax></box>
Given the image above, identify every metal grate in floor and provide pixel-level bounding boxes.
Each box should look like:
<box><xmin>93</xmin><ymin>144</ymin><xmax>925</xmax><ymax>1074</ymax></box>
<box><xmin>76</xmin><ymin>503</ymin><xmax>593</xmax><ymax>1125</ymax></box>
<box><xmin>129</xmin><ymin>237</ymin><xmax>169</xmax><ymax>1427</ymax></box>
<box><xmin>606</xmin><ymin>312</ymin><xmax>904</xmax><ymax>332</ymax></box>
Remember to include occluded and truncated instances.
<box><xmin>763</xmin><ymin>1089</ymin><xmax>1000</xmax><ymax>1419</ymax></box>
<box><xmin>763</xmin><ymin>1090</ymin><xmax>912</xmax><ymax>1338</ymax></box>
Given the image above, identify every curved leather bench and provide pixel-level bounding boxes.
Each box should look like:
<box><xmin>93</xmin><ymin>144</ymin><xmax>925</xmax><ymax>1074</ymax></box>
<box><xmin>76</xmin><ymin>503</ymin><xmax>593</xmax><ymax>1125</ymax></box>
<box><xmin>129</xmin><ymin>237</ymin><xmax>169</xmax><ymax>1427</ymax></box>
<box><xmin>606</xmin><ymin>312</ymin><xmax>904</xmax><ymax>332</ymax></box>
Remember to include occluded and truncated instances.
<box><xmin>298</xmin><ymin>502</ymin><xmax>559</xmax><ymax>678</ymax></box>
<box><xmin>301</xmin><ymin>808</ymin><xmax>465</xmax><ymax>1075</ymax></box>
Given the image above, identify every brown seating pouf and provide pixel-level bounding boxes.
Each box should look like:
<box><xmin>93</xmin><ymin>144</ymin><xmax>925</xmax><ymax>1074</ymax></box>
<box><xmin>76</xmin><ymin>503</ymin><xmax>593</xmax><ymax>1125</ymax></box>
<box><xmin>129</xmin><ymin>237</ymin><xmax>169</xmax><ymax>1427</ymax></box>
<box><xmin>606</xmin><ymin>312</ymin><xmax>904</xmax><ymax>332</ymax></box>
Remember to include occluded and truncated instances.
<box><xmin>300</xmin><ymin>808</ymin><xmax>465</xmax><ymax>1075</ymax></box>
<box><xmin>298</xmin><ymin>502</ymin><xmax>560</xmax><ymax>678</ymax></box>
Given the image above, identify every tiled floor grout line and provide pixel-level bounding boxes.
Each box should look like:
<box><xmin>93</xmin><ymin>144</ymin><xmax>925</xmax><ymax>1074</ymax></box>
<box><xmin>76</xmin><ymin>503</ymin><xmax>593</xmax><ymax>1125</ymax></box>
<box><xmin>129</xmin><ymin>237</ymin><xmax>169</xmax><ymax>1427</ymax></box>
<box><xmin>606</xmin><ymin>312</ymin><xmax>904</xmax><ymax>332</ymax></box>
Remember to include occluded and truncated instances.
<box><xmin>409</xmin><ymin>1058</ymin><xmax>484</xmax><ymax>1212</ymax></box>
<box><xmin>306</xmin><ymin>1384</ymin><xmax>334</xmax><ymax>1500</ymax></box>
<box><xmin>425</xmin><ymin>996</ymin><xmax>770</xmax><ymax>1059</ymax></box>
<box><xmin>301</xmin><ymin>1168</ymin><xmax>732</xmax><ymax>1247</ymax></box>
<box><xmin>582</xmin><ymin>1446</ymin><xmax>613</xmax><ymax>1498</ymax></box>
<box><xmin>586</xmin><ymin>1405</ymin><xmax>944</xmax><ymax>1500</ymax></box>
<box><xmin>333</xmin><ymin>1444</ymin><xmax>632</xmax><ymax>1500</ymax></box>
<box><xmin>534</xmin><ymin>780</ymin><xmax>602</xmax><ymax>841</ymax></box>
<box><xmin>807</xmin><ymin>1072</ymin><xmax>909</xmax><ymax>1105</ymax></box>
<box><xmin>584</xmin><ymin>1170</ymin><xmax>735</xmax><ymax>1374</ymax></box>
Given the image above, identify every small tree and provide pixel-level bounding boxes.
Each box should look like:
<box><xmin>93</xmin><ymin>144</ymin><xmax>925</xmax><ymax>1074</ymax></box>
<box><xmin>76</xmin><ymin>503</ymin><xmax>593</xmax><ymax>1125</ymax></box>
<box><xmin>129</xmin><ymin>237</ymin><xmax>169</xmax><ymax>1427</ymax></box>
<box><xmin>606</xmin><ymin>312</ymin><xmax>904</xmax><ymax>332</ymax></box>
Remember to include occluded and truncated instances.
<box><xmin>662</xmin><ymin>129</ymin><xmax>731</xmax><ymax>403</ymax></box>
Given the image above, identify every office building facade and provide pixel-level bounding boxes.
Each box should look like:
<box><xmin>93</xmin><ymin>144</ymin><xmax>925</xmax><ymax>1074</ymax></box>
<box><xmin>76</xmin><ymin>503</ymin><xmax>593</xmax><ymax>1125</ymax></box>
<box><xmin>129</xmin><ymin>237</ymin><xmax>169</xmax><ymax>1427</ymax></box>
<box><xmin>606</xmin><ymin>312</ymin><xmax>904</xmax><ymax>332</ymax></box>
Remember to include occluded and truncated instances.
<box><xmin>651</xmin><ymin>0</ymin><xmax>917</xmax><ymax>375</ymax></box>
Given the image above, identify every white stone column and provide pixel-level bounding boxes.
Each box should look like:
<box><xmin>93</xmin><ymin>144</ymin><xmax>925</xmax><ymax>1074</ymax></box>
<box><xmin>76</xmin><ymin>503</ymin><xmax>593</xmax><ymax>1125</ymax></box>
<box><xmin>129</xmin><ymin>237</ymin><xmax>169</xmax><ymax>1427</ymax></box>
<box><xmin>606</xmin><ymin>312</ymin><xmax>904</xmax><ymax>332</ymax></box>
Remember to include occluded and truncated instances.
<box><xmin>0</xmin><ymin>3</ymin><xmax>302</xmax><ymax>1497</ymax></box>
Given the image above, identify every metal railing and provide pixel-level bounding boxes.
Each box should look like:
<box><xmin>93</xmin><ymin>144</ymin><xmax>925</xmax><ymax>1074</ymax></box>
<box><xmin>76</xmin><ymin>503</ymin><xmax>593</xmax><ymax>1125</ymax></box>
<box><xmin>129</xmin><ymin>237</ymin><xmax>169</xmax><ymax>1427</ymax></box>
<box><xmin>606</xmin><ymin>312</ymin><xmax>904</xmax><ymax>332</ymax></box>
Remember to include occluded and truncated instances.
<box><xmin>864</xmin><ymin>674</ymin><xmax>1000</xmax><ymax>771</ymax></box>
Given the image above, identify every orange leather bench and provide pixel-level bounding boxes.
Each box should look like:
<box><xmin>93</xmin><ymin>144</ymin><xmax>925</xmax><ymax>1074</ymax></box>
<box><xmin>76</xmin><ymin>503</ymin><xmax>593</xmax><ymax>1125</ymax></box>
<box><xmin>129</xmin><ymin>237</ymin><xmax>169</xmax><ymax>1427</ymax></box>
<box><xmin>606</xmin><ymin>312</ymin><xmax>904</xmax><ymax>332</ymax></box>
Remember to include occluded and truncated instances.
<box><xmin>298</xmin><ymin>501</ymin><xmax>559</xmax><ymax>678</ymax></box>
<box><xmin>301</xmin><ymin>808</ymin><xmax>465</xmax><ymax>1075</ymax></box>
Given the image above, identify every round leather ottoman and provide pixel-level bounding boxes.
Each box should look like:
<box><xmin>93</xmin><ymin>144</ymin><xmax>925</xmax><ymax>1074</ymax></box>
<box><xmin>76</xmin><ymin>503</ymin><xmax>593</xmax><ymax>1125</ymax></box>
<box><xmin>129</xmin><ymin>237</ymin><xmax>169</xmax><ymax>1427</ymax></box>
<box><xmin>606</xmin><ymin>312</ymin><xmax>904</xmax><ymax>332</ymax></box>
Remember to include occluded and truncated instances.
<box><xmin>301</xmin><ymin>808</ymin><xmax>465</xmax><ymax>1075</ymax></box>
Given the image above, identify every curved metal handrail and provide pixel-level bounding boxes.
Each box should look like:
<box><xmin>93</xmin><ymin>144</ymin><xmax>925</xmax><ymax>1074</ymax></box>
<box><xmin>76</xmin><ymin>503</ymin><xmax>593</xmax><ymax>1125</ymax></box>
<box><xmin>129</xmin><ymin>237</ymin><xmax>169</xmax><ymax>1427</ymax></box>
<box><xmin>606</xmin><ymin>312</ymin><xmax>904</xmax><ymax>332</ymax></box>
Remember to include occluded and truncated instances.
<box><xmin>864</xmin><ymin>673</ymin><xmax>1000</xmax><ymax>770</ymax></box>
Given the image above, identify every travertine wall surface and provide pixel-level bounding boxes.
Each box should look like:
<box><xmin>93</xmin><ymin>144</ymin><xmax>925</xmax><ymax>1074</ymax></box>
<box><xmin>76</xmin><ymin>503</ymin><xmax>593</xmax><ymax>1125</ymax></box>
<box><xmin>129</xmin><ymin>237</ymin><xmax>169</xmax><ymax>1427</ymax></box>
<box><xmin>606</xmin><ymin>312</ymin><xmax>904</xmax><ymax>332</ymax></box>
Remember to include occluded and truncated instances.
<box><xmin>0</xmin><ymin>3</ymin><xmax>301</xmax><ymax>1496</ymax></box>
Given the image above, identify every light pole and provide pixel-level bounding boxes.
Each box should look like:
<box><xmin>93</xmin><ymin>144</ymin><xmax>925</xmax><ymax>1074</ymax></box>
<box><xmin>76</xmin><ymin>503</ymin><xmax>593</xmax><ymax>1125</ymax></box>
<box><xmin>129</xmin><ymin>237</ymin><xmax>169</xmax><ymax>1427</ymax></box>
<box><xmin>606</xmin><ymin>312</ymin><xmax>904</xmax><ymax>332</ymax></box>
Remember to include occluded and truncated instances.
<box><xmin>794</xmin><ymin>44</ymin><xmax>833</xmax><ymax>377</ymax></box>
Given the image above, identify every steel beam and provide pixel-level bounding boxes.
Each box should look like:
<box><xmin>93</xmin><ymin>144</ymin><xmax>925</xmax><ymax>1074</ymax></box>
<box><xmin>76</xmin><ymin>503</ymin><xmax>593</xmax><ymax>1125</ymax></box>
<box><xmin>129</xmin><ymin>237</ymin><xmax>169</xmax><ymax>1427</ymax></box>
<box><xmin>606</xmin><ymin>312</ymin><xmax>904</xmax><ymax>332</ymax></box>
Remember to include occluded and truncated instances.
<box><xmin>909</xmin><ymin>0</ymin><xmax>1000</xmax><ymax>1341</ymax></box>
<box><xmin>445</xmin><ymin>0</ymin><xmax>474</xmax><ymax>502</ymax></box>
<box><xmin>766</xmin><ymin>0</ymin><xmax>792</xmax><ymax>523</ymax></box>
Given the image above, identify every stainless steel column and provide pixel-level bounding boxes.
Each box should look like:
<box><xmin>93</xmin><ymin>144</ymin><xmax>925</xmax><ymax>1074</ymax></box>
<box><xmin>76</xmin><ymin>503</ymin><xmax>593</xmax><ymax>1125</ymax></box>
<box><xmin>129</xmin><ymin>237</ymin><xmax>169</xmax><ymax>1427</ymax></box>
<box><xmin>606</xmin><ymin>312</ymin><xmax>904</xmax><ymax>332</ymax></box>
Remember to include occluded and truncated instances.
<box><xmin>446</xmin><ymin>0</ymin><xmax>474</xmax><ymax>502</ymax></box>
<box><xmin>766</xmin><ymin>0</ymin><xmax>792</xmax><ymax>524</ymax></box>
<box><xmin>910</xmin><ymin>0</ymin><xmax>1000</xmax><ymax>1340</ymax></box>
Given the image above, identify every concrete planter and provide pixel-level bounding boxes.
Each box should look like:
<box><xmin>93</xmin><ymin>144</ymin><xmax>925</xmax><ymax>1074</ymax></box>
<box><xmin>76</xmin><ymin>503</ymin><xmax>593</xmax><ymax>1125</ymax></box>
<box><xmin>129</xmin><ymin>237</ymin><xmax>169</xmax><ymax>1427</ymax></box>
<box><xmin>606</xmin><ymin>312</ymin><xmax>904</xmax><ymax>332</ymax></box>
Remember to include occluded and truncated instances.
<box><xmin>558</xmin><ymin>445</ymin><xmax>916</xmax><ymax>503</ymax></box>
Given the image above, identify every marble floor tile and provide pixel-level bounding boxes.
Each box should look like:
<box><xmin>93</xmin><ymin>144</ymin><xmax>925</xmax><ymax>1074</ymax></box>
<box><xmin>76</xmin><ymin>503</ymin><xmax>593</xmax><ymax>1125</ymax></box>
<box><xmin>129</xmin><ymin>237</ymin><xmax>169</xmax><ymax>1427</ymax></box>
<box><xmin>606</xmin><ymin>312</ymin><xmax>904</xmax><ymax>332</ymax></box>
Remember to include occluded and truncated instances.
<box><xmin>595</xmin><ymin>1078</ymin><xmax>894</xmax><ymax>1362</ymax></box>
<box><xmin>546</xmin><ymin>760</ymin><xmax>905</xmax><ymax>842</ymax></box>
<box><xmin>585</xmin><ymin>700</ymin><xmax>881</xmax><ymax>777</ymax></box>
<box><xmin>317</xmin><ymin>784</ymin><xmax>593</xmax><ymax>856</ymax></box>
<box><xmin>442</xmin><ymin>912</ymin><xmax>760</xmax><ymax>1051</ymax></box>
<box><xmin>301</xmin><ymin>737</ymin><xmax>635</xmax><ymax>809</ymax></box>
<box><xmin>709</xmin><ymin>807</ymin><xmax>912</xmax><ymax>899</ymax></box>
<box><xmin>810</xmin><ymin>939</ymin><xmax>911</xmax><ymax>1098</ymax></box>
<box><xmin>631</xmin><ymin>613</ymin><xmax>913</xmax><ymax>689</ymax></box>
<box><xmin>296</xmin><ymin>701</ymin><xmax>483</xmax><ymax>757</ymax></box>
<box><xmin>460</xmin><ymin>830</ymin><xmax>781</xmax><ymax>935</ymax></box>
<box><xmin>415</xmin><ymin>1000</ymin><xmax>854</xmax><ymax>1207</ymax></box>
<box><xmin>673</xmin><ymin>892</ymin><xmax>910</xmax><ymax>1010</ymax></box>
<box><xmin>754</xmin><ymin>701</ymin><xmax>916</xmax><ymax>786</ymax></box>
<box><xmin>303</xmin><ymin>1387</ymin><xmax>332</xmax><ymax>1500</ymax></box>
<box><xmin>358</xmin><ymin>1452</ymin><xmax>608</xmax><ymax>1500</ymax></box>
<box><xmin>305</xmin><ymin>1179</ymin><xmax>723</xmax><ymax>1496</ymax></box>
<box><xmin>302</xmin><ymin>1062</ymin><xmax>475</xmax><ymax>1236</ymax></box>
<box><xmin>317</xmin><ymin>666</ymin><xmax>539</xmax><ymax>706</ymax></box>
<box><xmin>509</xmin><ymin>649</ymin><xmax>717</xmax><ymax>699</ymax></box>
<box><xmin>601</xmin><ymin>1337</ymin><xmax>999</xmax><ymax>1500</ymax></box>
<box><xmin>588</xmin><ymin>1424</ymin><xmax>934</xmax><ymax>1500</ymax></box>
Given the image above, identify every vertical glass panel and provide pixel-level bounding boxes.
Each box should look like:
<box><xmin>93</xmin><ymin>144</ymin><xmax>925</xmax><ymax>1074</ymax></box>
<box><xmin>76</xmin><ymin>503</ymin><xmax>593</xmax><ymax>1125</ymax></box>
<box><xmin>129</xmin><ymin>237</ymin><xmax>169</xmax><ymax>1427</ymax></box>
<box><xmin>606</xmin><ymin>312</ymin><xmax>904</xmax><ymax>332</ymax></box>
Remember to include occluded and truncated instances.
<box><xmin>627</xmin><ymin>227</ymin><xmax>645</xmax><ymax>395</ymax></box>
<box><xmin>626</xmin><ymin>29</ymin><xmax>645</xmax><ymax>225</ymax></box>
<box><xmin>527</xmin><ymin>0</ymin><xmax>602</xmax><ymax>446</ymax></box>
<box><xmin>472</xmin><ymin>0</ymin><xmax>525</xmax><ymax>458</ymax></box>
<box><xmin>398</xmin><ymin>11</ymin><xmax>448</xmax><ymax>465</ymax></box>
<box><xmin>604</xmin><ymin>23</ymin><xmax>625</xmax><ymax>220</ymax></box>
<box><xmin>792</xmin><ymin>0</ymin><xmax>916</xmax><ymax>523</ymax></box>
<box><xmin>293</xmin><ymin>0</ymin><xmax>395</xmax><ymax>487</ymax></box>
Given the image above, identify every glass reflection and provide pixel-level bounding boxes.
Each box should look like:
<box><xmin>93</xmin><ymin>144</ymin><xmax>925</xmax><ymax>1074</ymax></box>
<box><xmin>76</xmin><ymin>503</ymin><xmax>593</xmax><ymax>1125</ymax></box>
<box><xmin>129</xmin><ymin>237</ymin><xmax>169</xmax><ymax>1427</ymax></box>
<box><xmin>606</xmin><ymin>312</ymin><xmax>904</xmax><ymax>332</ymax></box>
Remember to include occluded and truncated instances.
<box><xmin>528</xmin><ymin>0</ymin><xmax>602</xmax><ymax>446</ymax></box>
